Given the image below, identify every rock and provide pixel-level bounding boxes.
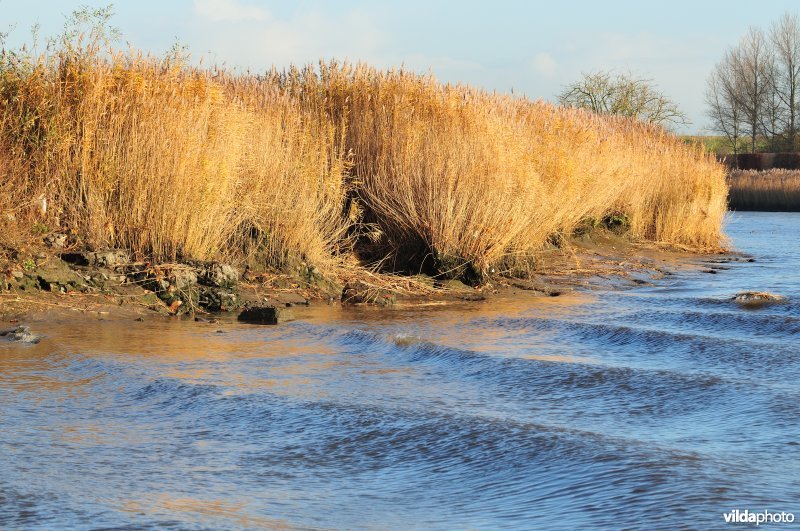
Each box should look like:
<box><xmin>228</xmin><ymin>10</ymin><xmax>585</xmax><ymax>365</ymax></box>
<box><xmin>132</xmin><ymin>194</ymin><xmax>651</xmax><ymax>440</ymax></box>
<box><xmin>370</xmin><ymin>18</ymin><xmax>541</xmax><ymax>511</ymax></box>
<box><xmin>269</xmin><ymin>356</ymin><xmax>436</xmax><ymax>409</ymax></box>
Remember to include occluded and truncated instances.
<box><xmin>0</xmin><ymin>326</ymin><xmax>42</xmax><ymax>344</ymax></box>
<box><xmin>202</xmin><ymin>263</ymin><xmax>239</xmax><ymax>288</ymax></box>
<box><xmin>169</xmin><ymin>268</ymin><xmax>198</xmax><ymax>290</ymax></box>
<box><xmin>61</xmin><ymin>250</ymin><xmax>129</xmax><ymax>268</ymax></box>
<box><xmin>199</xmin><ymin>287</ymin><xmax>240</xmax><ymax>312</ymax></box>
<box><xmin>434</xmin><ymin>278</ymin><xmax>472</xmax><ymax>291</ymax></box>
<box><xmin>85</xmin><ymin>268</ymin><xmax>127</xmax><ymax>290</ymax></box>
<box><xmin>139</xmin><ymin>293</ymin><xmax>166</xmax><ymax>312</ymax></box>
<box><xmin>341</xmin><ymin>280</ymin><xmax>396</xmax><ymax>306</ymax></box>
<box><xmin>238</xmin><ymin>305</ymin><xmax>295</xmax><ymax>325</ymax></box>
<box><xmin>146</xmin><ymin>277</ymin><xmax>171</xmax><ymax>293</ymax></box>
<box><xmin>44</xmin><ymin>233</ymin><xmax>68</xmax><ymax>248</ymax></box>
<box><xmin>61</xmin><ymin>249</ymin><xmax>130</xmax><ymax>269</ymax></box>
<box><xmin>91</xmin><ymin>250</ymin><xmax>129</xmax><ymax>268</ymax></box>
<box><xmin>33</xmin><ymin>261</ymin><xmax>87</xmax><ymax>292</ymax></box>
<box><xmin>733</xmin><ymin>291</ymin><xmax>786</xmax><ymax>308</ymax></box>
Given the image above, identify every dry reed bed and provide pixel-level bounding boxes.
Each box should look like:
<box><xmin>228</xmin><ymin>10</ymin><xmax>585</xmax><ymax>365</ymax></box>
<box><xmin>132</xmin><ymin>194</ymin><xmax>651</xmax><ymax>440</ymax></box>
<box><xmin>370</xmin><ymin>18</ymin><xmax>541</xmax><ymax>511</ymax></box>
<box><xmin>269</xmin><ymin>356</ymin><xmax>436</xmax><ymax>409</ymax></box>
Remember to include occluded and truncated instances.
<box><xmin>0</xmin><ymin>47</ymin><xmax>728</xmax><ymax>282</ymax></box>
<box><xmin>727</xmin><ymin>169</ymin><xmax>800</xmax><ymax>211</ymax></box>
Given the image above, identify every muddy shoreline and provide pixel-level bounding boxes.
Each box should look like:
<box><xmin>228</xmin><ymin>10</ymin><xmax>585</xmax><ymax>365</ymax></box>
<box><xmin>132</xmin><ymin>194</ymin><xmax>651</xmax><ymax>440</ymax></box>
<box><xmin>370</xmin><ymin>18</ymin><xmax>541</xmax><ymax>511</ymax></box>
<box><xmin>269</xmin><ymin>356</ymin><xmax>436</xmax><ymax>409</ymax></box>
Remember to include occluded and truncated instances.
<box><xmin>1</xmin><ymin>231</ymin><xmax>746</xmax><ymax>329</ymax></box>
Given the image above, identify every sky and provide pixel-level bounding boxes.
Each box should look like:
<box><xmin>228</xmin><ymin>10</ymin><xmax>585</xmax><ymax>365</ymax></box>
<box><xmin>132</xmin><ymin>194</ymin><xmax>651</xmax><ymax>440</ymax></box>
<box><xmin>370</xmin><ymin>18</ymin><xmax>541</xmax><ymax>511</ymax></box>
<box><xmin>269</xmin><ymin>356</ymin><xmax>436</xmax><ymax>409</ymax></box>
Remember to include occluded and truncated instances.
<box><xmin>2</xmin><ymin>0</ymin><xmax>800</xmax><ymax>134</ymax></box>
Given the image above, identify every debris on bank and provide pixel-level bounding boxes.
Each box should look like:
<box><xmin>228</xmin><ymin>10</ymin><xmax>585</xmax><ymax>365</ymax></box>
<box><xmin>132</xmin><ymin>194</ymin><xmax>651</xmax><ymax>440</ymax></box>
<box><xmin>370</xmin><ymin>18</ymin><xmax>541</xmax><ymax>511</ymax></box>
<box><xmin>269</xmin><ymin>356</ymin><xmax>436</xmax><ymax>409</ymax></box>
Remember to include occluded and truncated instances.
<box><xmin>1</xmin><ymin>242</ymin><xmax>493</xmax><ymax>322</ymax></box>
<box><xmin>0</xmin><ymin>227</ymin><xmax>710</xmax><ymax>323</ymax></box>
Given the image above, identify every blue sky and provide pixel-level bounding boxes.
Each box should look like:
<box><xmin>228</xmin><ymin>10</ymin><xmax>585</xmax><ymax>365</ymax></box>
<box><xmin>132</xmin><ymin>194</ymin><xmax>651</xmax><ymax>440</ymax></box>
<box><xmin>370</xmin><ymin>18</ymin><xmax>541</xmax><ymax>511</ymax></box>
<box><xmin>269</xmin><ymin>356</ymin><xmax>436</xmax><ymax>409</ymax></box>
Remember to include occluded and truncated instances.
<box><xmin>2</xmin><ymin>0</ymin><xmax>799</xmax><ymax>133</ymax></box>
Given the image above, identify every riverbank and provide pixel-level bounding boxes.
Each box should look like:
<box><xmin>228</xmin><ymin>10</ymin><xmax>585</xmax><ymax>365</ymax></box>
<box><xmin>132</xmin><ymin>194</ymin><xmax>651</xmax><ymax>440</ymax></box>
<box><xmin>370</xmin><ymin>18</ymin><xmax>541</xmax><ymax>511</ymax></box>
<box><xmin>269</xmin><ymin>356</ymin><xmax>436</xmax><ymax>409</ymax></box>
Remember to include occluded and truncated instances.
<box><xmin>1</xmin><ymin>228</ymin><xmax>741</xmax><ymax>327</ymax></box>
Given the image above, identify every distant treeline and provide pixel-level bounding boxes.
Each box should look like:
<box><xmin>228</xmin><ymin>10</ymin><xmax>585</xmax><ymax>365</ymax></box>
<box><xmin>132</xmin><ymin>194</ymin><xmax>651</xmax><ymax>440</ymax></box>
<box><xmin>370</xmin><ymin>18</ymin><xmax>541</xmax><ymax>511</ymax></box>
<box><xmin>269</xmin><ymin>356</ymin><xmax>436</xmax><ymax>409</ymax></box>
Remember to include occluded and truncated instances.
<box><xmin>722</xmin><ymin>152</ymin><xmax>800</xmax><ymax>171</ymax></box>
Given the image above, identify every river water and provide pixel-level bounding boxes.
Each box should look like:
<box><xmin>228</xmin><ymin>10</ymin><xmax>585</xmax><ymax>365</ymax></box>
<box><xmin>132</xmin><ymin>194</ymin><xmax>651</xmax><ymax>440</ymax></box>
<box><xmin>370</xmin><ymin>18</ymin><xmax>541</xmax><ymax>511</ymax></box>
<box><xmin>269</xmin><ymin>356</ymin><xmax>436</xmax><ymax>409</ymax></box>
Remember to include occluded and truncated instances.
<box><xmin>1</xmin><ymin>212</ymin><xmax>799</xmax><ymax>530</ymax></box>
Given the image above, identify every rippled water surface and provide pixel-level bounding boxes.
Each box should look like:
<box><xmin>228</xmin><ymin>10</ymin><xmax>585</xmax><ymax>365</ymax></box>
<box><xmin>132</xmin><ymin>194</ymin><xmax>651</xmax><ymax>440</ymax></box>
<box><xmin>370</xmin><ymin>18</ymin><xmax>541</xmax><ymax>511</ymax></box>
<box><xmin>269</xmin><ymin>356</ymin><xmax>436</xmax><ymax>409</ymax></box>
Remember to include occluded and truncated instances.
<box><xmin>2</xmin><ymin>212</ymin><xmax>799</xmax><ymax>529</ymax></box>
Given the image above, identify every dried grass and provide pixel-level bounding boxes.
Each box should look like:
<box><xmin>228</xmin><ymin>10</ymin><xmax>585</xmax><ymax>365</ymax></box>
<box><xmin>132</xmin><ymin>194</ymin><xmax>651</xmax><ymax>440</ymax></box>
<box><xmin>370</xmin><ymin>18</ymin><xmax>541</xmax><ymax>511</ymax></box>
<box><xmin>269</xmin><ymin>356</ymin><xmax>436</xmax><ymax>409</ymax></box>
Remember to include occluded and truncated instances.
<box><xmin>279</xmin><ymin>62</ymin><xmax>727</xmax><ymax>278</ymax></box>
<box><xmin>0</xmin><ymin>44</ymin><xmax>728</xmax><ymax>282</ymax></box>
<box><xmin>728</xmin><ymin>169</ymin><xmax>800</xmax><ymax>211</ymax></box>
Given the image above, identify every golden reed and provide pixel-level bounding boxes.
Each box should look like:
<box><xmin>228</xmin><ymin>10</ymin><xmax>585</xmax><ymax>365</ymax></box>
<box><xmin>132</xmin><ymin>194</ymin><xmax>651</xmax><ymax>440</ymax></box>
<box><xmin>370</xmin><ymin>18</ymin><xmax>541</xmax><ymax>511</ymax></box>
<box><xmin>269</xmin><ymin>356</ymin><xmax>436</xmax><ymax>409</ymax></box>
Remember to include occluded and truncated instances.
<box><xmin>0</xmin><ymin>46</ymin><xmax>728</xmax><ymax>280</ymax></box>
<box><xmin>728</xmin><ymin>169</ymin><xmax>800</xmax><ymax>211</ymax></box>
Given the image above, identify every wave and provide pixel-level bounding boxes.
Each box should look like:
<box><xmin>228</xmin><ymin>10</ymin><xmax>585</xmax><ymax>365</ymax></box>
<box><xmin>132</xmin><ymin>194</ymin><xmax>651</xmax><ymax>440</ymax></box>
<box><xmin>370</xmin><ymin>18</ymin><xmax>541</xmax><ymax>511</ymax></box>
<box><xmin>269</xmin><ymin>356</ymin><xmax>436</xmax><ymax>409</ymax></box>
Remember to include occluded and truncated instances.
<box><xmin>142</xmin><ymin>386</ymin><xmax>776</xmax><ymax>529</ymax></box>
<box><xmin>619</xmin><ymin>308</ymin><xmax>800</xmax><ymax>338</ymax></box>
<box><xmin>323</xmin><ymin>327</ymin><xmax>800</xmax><ymax>433</ymax></box>
<box><xmin>488</xmin><ymin>314</ymin><xmax>800</xmax><ymax>376</ymax></box>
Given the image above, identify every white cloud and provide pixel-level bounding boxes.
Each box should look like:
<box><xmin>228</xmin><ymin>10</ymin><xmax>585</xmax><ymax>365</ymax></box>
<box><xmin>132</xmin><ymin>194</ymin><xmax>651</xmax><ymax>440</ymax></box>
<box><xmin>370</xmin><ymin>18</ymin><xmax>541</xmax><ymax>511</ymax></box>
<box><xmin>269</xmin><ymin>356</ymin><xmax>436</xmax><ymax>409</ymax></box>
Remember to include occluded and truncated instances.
<box><xmin>189</xmin><ymin>6</ymin><xmax>383</xmax><ymax>69</ymax></box>
<box><xmin>531</xmin><ymin>52</ymin><xmax>557</xmax><ymax>78</ymax></box>
<box><xmin>194</xmin><ymin>0</ymin><xmax>268</xmax><ymax>23</ymax></box>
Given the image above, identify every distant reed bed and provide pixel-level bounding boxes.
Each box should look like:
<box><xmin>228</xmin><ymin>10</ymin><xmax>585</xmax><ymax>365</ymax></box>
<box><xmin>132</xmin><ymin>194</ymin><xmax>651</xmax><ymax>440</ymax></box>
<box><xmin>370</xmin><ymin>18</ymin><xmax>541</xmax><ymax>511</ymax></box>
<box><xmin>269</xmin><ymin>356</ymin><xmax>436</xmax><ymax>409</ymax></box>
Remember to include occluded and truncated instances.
<box><xmin>727</xmin><ymin>170</ymin><xmax>800</xmax><ymax>211</ymax></box>
<box><xmin>0</xmin><ymin>41</ymin><xmax>728</xmax><ymax>282</ymax></box>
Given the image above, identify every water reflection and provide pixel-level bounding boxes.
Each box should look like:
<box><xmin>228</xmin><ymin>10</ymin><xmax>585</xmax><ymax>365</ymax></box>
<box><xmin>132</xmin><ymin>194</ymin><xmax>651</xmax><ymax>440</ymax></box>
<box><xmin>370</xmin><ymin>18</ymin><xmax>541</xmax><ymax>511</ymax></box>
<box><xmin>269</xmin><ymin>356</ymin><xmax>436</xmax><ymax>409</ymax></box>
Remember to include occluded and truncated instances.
<box><xmin>117</xmin><ymin>494</ymin><xmax>293</xmax><ymax>529</ymax></box>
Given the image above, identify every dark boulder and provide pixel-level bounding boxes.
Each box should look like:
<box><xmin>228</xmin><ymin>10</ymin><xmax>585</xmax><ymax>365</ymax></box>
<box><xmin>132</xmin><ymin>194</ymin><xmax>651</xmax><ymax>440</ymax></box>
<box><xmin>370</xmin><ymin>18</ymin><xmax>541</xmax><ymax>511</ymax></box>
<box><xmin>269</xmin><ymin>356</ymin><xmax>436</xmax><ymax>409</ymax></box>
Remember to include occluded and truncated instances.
<box><xmin>238</xmin><ymin>305</ymin><xmax>295</xmax><ymax>325</ymax></box>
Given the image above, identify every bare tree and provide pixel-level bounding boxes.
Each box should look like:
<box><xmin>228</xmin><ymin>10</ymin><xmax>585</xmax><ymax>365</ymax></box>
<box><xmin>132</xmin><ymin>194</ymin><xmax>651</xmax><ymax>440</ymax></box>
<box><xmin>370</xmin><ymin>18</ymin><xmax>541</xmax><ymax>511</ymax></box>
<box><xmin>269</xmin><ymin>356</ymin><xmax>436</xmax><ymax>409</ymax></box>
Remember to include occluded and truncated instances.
<box><xmin>558</xmin><ymin>70</ymin><xmax>689</xmax><ymax>128</ymax></box>
<box><xmin>731</xmin><ymin>27</ymin><xmax>774</xmax><ymax>153</ymax></box>
<box><xmin>770</xmin><ymin>12</ymin><xmax>800</xmax><ymax>150</ymax></box>
<box><xmin>706</xmin><ymin>52</ymin><xmax>744</xmax><ymax>155</ymax></box>
<box><xmin>759</xmin><ymin>51</ymin><xmax>785</xmax><ymax>151</ymax></box>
